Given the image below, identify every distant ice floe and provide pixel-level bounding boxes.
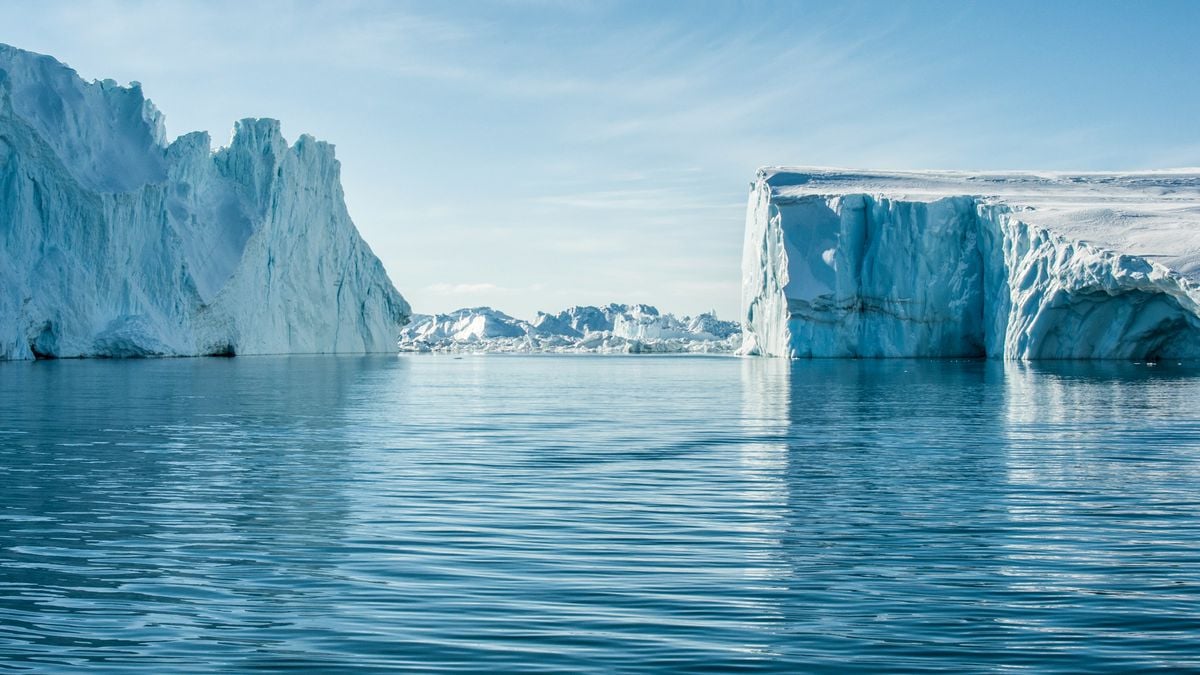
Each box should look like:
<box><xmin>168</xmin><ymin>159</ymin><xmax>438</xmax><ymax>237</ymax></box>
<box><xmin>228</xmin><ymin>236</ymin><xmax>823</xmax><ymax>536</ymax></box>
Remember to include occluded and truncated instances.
<box><xmin>398</xmin><ymin>304</ymin><xmax>741</xmax><ymax>354</ymax></box>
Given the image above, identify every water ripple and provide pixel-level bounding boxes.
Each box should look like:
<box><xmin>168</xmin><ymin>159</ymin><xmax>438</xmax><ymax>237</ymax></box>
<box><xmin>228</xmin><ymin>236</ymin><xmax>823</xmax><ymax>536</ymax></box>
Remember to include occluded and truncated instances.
<box><xmin>1</xmin><ymin>356</ymin><xmax>1199</xmax><ymax>671</ymax></box>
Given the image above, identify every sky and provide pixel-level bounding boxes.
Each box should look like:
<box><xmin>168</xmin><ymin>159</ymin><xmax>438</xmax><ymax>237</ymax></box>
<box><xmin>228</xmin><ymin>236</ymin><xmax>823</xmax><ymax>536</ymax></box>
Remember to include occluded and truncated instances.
<box><xmin>3</xmin><ymin>0</ymin><xmax>1200</xmax><ymax>319</ymax></box>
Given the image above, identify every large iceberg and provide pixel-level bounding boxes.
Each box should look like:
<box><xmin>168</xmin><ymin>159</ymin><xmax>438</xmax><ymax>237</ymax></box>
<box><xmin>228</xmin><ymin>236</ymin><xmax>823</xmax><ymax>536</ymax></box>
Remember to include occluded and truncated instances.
<box><xmin>742</xmin><ymin>168</ymin><xmax>1200</xmax><ymax>360</ymax></box>
<box><xmin>398</xmin><ymin>304</ymin><xmax>740</xmax><ymax>354</ymax></box>
<box><xmin>0</xmin><ymin>44</ymin><xmax>409</xmax><ymax>359</ymax></box>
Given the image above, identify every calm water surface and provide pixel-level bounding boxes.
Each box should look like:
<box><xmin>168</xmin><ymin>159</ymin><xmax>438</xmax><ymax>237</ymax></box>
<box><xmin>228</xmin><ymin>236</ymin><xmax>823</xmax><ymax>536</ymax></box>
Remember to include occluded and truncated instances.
<box><xmin>1</xmin><ymin>355</ymin><xmax>1199</xmax><ymax>672</ymax></box>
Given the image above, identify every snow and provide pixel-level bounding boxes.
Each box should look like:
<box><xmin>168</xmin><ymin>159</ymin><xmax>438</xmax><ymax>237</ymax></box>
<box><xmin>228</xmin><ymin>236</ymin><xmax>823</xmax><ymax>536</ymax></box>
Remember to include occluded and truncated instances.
<box><xmin>0</xmin><ymin>44</ymin><xmax>409</xmax><ymax>360</ymax></box>
<box><xmin>398</xmin><ymin>305</ymin><xmax>740</xmax><ymax>354</ymax></box>
<box><xmin>742</xmin><ymin>167</ymin><xmax>1200</xmax><ymax>360</ymax></box>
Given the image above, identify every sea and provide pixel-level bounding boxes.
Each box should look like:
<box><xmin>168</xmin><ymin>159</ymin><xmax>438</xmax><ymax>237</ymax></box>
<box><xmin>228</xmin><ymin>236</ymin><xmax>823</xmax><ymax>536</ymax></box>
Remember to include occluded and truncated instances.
<box><xmin>2</xmin><ymin>355</ymin><xmax>1199</xmax><ymax>672</ymax></box>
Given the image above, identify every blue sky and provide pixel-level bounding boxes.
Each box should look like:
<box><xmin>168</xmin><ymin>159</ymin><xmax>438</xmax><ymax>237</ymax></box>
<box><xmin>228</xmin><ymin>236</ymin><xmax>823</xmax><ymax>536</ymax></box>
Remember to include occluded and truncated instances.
<box><xmin>4</xmin><ymin>0</ymin><xmax>1199</xmax><ymax>319</ymax></box>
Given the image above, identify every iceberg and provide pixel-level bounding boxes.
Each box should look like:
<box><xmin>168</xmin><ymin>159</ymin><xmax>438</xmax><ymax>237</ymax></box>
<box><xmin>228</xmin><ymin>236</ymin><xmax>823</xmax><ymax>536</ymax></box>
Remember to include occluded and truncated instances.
<box><xmin>742</xmin><ymin>168</ymin><xmax>1200</xmax><ymax>359</ymax></box>
<box><xmin>398</xmin><ymin>305</ymin><xmax>740</xmax><ymax>354</ymax></box>
<box><xmin>0</xmin><ymin>44</ymin><xmax>409</xmax><ymax>360</ymax></box>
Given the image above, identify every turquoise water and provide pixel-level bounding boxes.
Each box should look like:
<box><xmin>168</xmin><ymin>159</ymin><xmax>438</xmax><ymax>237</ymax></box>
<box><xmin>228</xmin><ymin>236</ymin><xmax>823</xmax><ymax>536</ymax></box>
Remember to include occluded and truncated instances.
<box><xmin>2</xmin><ymin>355</ymin><xmax>1200</xmax><ymax>672</ymax></box>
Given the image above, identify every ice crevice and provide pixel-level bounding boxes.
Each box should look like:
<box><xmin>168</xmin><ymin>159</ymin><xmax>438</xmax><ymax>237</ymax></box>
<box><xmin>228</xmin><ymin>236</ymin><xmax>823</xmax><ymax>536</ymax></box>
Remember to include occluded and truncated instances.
<box><xmin>741</xmin><ymin>168</ymin><xmax>1200</xmax><ymax>360</ymax></box>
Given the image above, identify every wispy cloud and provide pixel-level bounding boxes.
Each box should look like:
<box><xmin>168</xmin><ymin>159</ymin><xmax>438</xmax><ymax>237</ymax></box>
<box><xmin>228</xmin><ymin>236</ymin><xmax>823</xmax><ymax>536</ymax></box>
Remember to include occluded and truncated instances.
<box><xmin>533</xmin><ymin>188</ymin><xmax>737</xmax><ymax>212</ymax></box>
<box><xmin>10</xmin><ymin>1</ymin><xmax>1197</xmax><ymax>320</ymax></box>
<box><xmin>426</xmin><ymin>282</ymin><xmax>500</xmax><ymax>294</ymax></box>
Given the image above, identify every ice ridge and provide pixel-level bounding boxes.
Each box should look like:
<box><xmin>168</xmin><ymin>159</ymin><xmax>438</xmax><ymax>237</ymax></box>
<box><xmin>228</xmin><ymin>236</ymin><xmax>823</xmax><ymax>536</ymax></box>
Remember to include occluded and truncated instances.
<box><xmin>398</xmin><ymin>305</ymin><xmax>740</xmax><ymax>354</ymax></box>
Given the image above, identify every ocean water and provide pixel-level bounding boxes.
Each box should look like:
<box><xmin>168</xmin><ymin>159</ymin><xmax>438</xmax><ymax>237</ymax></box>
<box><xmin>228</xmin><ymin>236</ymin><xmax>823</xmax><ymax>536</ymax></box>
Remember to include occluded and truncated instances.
<box><xmin>1</xmin><ymin>355</ymin><xmax>1199</xmax><ymax>672</ymax></box>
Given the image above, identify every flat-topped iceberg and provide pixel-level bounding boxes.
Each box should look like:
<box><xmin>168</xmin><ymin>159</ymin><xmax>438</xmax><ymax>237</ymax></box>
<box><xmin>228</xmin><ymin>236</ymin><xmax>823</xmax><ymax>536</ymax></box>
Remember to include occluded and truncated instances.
<box><xmin>398</xmin><ymin>304</ymin><xmax>740</xmax><ymax>354</ymax></box>
<box><xmin>742</xmin><ymin>168</ymin><xmax>1200</xmax><ymax>360</ymax></box>
<box><xmin>0</xmin><ymin>44</ymin><xmax>409</xmax><ymax>359</ymax></box>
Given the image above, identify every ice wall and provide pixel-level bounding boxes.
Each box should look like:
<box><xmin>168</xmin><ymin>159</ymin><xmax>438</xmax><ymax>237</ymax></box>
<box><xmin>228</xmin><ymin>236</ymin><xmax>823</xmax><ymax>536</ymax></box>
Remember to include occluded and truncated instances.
<box><xmin>742</xmin><ymin>168</ymin><xmax>1200</xmax><ymax>360</ymax></box>
<box><xmin>0</xmin><ymin>44</ymin><xmax>409</xmax><ymax>359</ymax></box>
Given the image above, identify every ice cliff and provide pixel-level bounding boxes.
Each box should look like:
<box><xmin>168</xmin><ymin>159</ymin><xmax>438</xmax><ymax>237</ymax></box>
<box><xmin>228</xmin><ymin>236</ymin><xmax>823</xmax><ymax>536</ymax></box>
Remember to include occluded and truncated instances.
<box><xmin>0</xmin><ymin>44</ymin><xmax>408</xmax><ymax>359</ymax></box>
<box><xmin>742</xmin><ymin>168</ymin><xmax>1200</xmax><ymax>360</ymax></box>
<box><xmin>398</xmin><ymin>304</ymin><xmax>740</xmax><ymax>353</ymax></box>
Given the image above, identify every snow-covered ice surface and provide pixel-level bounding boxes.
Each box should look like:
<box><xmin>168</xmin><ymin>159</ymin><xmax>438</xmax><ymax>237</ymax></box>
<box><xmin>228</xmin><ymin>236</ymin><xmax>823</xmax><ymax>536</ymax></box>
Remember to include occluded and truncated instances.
<box><xmin>0</xmin><ymin>44</ymin><xmax>409</xmax><ymax>360</ymax></box>
<box><xmin>398</xmin><ymin>305</ymin><xmax>740</xmax><ymax>354</ymax></box>
<box><xmin>742</xmin><ymin>167</ymin><xmax>1200</xmax><ymax>359</ymax></box>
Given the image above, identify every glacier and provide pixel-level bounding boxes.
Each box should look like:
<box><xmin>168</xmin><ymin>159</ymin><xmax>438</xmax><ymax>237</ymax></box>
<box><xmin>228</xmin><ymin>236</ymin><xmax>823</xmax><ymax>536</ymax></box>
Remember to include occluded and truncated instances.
<box><xmin>742</xmin><ymin>168</ymin><xmax>1200</xmax><ymax>360</ymax></box>
<box><xmin>398</xmin><ymin>305</ymin><xmax>741</xmax><ymax>354</ymax></box>
<box><xmin>0</xmin><ymin>44</ymin><xmax>409</xmax><ymax>360</ymax></box>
